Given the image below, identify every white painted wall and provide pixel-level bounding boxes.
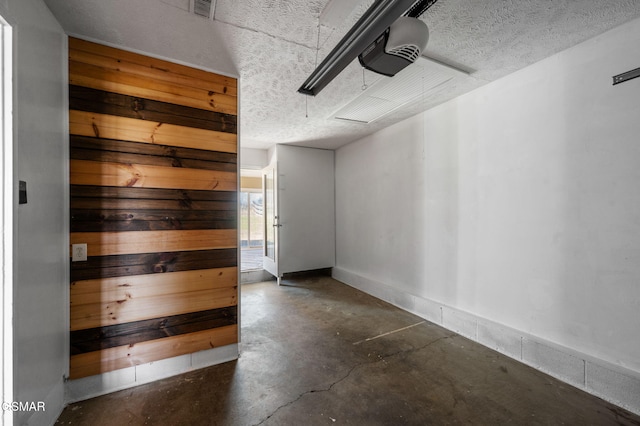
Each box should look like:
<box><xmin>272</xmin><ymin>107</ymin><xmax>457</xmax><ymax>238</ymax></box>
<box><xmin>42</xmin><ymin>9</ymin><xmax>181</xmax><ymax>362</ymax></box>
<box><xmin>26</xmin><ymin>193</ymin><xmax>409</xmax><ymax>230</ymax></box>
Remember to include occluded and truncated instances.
<box><xmin>42</xmin><ymin>0</ymin><xmax>238</xmax><ymax>79</ymax></box>
<box><xmin>240</xmin><ymin>147</ymin><xmax>268</xmax><ymax>170</ymax></box>
<box><xmin>0</xmin><ymin>0</ymin><xmax>68</xmax><ymax>424</ymax></box>
<box><xmin>335</xmin><ymin>17</ymin><xmax>640</xmax><ymax>413</ymax></box>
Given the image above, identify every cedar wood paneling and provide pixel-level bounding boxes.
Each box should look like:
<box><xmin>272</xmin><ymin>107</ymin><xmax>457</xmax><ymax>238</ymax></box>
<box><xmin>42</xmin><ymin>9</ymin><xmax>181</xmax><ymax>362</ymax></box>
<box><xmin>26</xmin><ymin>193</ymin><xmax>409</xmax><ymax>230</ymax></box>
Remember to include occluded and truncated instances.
<box><xmin>68</xmin><ymin>37</ymin><xmax>238</xmax><ymax>379</ymax></box>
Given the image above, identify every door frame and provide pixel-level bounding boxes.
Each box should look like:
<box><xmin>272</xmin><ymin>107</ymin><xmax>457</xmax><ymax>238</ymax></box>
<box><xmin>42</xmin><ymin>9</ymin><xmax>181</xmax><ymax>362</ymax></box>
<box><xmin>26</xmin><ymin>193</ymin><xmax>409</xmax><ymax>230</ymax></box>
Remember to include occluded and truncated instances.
<box><xmin>1</xmin><ymin>13</ymin><xmax>14</xmax><ymax>424</ymax></box>
<box><xmin>262</xmin><ymin>162</ymin><xmax>280</xmax><ymax>283</ymax></box>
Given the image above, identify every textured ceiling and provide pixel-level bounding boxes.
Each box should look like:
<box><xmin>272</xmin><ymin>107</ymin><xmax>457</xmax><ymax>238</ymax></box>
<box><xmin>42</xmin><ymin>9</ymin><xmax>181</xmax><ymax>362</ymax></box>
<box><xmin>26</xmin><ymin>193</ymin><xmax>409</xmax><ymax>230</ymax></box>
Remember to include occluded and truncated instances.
<box><xmin>44</xmin><ymin>0</ymin><xmax>640</xmax><ymax>150</ymax></box>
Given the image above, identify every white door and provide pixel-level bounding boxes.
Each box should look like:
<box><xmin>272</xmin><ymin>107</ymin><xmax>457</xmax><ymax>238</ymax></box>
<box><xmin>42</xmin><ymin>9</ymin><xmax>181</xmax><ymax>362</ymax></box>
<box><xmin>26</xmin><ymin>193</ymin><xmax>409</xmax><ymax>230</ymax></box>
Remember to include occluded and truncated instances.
<box><xmin>261</xmin><ymin>145</ymin><xmax>335</xmax><ymax>282</ymax></box>
<box><xmin>277</xmin><ymin>145</ymin><xmax>335</xmax><ymax>275</ymax></box>
<box><xmin>262</xmin><ymin>163</ymin><xmax>280</xmax><ymax>280</ymax></box>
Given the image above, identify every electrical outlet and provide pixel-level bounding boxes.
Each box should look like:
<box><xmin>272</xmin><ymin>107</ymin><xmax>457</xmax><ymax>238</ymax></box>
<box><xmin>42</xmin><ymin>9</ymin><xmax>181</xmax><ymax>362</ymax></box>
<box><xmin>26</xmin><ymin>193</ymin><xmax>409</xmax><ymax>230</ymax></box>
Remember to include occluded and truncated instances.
<box><xmin>72</xmin><ymin>243</ymin><xmax>88</xmax><ymax>262</ymax></box>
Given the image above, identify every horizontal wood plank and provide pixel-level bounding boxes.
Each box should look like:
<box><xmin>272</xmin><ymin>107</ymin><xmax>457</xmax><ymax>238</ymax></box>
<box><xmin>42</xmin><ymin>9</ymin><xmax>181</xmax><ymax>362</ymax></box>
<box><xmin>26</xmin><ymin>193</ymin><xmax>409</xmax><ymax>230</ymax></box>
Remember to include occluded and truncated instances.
<box><xmin>69</xmin><ymin>325</ymin><xmax>238</xmax><ymax>379</ymax></box>
<box><xmin>69</xmin><ymin>38</ymin><xmax>237</xmax><ymax>94</ymax></box>
<box><xmin>70</xmin><ymin>84</ymin><xmax>237</xmax><ymax>134</ymax></box>
<box><xmin>68</xmin><ymin>49</ymin><xmax>237</xmax><ymax>98</ymax></box>
<box><xmin>70</xmin><ymin>185</ymin><xmax>237</xmax><ymax>202</ymax></box>
<box><xmin>71</xmin><ymin>220</ymin><xmax>235</xmax><ymax>233</ymax></box>
<box><xmin>70</xmin><ymin>159</ymin><xmax>237</xmax><ymax>191</ymax></box>
<box><xmin>71</xmin><ymin>211</ymin><xmax>236</xmax><ymax>232</ymax></box>
<box><xmin>71</xmin><ymin>135</ymin><xmax>237</xmax><ymax>165</ymax></box>
<box><xmin>71</xmin><ymin>208</ymin><xmax>236</xmax><ymax>221</ymax></box>
<box><xmin>71</xmin><ymin>199</ymin><xmax>236</xmax><ymax>212</ymax></box>
<box><xmin>70</xmin><ymin>249</ymin><xmax>237</xmax><ymax>281</ymax></box>
<box><xmin>71</xmin><ymin>267</ymin><xmax>237</xmax><ymax>305</ymax></box>
<box><xmin>70</xmin><ymin>110</ymin><xmax>237</xmax><ymax>153</ymax></box>
<box><xmin>71</xmin><ymin>148</ymin><xmax>236</xmax><ymax>174</ymax></box>
<box><xmin>70</xmin><ymin>61</ymin><xmax>236</xmax><ymax>115</ymax></box>
<box><xmin>71</xmin><ymin>306</ymin><xmax>238</xmax><ymax>355</ymax></box>
<box><xmin>71</xmin><ymin>285</ymin><xmax>237</xmax><ymax>331</ymax></box>
<box><xmin>70</xmin><ymin>229</ymin><xmax>237</xmax><ymax>256</ymax></box>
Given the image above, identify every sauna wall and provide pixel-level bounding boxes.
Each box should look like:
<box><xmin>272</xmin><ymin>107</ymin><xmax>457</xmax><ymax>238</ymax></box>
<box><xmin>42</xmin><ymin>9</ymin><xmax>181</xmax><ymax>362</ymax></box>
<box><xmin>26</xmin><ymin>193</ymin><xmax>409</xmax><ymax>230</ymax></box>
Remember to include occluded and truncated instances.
<box><xmin>68</xmin><ymin>37</ymin><xmax>238</xmax><ymax>379</ymax></box>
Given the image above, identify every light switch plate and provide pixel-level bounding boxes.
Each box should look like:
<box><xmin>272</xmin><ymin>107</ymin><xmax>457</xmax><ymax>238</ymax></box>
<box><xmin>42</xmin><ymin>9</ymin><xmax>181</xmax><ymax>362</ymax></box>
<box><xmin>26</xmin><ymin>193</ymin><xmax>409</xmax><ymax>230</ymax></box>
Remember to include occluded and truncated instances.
<box><xmin>72</xmin><ymin>243</ymin><xmax>87</xmax><ymax>262</ymax></box>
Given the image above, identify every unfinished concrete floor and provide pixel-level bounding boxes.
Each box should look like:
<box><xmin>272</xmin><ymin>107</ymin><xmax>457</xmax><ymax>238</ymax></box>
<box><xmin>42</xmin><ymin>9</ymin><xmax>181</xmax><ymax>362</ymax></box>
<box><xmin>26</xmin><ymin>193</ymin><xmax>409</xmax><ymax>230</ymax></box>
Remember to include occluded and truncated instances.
<box><xmin>57</xmin><ymin>275</ymin><xmax>640</xmax><ymax>425</ymax></box>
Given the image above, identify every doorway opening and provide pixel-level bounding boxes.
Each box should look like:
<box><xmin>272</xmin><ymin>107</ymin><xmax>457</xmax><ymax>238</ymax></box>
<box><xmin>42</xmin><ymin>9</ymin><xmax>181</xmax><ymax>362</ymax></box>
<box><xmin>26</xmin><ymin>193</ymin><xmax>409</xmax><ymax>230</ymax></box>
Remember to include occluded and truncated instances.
<box><xmin>240</xmin><ymin>170</ymin><xmax>263</xmax><ymax>273</ymax></box>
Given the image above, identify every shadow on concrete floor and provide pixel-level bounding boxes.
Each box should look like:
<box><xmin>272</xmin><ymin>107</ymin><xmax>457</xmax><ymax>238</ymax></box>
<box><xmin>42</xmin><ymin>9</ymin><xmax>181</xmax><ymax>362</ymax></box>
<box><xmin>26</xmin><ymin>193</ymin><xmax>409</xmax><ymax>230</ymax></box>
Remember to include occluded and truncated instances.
<box><xmin>56</xmin><ymin>275</ymin><xmax>640</xmax><ymax>425</ymax></box>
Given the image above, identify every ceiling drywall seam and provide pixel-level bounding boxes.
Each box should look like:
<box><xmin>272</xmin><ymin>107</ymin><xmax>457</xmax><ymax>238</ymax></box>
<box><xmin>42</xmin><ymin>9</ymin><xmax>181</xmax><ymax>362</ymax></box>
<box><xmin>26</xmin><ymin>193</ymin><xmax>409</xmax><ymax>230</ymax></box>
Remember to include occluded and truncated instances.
<box><xmin>214</xmin><ymin>18</ymin><xmax>319</xmax><ymax>51</ymax></box>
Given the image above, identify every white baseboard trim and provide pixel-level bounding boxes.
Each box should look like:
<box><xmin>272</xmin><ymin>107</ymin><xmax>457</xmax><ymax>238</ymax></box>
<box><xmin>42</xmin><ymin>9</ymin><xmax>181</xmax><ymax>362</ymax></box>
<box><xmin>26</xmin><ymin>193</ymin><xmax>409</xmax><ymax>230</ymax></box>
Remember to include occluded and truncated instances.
<box><xmin>65</xmin><ymin>344</ymin><xmax>238</xmax><ymax>404</ymax></box>
<box><xmin>332</xmin><ymin>266</ymin><xmax>640</xmax><ymax>416</ymax></box>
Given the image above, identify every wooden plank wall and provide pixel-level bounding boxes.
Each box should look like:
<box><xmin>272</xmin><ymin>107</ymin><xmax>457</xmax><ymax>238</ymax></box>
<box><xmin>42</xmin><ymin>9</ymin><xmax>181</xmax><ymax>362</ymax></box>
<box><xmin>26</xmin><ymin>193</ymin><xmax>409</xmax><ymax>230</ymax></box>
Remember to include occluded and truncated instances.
<box><xmin>68</xmin><ymin>37</ymin><xmax>238</xmax><ymax>379</ymax></box>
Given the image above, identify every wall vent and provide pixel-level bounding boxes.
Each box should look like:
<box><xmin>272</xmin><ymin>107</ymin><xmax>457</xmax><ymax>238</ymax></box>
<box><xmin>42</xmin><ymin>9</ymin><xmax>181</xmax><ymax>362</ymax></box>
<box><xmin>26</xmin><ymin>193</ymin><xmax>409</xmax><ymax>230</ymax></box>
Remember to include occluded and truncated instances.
<box><xmin>332</xmin><ymin>56</ymin><xmax>466</xmax><ymax>124</ymax></box>
<box><xmin>191</xmin><ymin>0</ymin><xmax>215</xmax><ymax>19</ymax></box>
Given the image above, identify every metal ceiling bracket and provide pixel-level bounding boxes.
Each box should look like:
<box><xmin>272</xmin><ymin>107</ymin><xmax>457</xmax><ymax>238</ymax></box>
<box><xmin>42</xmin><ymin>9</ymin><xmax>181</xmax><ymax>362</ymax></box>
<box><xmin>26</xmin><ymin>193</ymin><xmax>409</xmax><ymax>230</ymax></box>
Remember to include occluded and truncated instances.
<box><xmin>404</xmin><ymin>0</ymin><xmax>439</xmax><ymax>18</ymax></box>
<box><xmin>612</xmin><ymin>67</ymin><xmax>640</xmax><ymax>85</ymax></box>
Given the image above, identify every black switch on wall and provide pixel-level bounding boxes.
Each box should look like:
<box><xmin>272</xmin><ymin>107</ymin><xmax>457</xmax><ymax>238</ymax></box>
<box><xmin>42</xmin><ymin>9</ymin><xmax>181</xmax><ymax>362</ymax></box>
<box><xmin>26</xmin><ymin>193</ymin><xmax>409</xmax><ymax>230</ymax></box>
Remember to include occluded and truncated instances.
<box><xmin>19</xmin><ymin>181</ymin><xmax>27</xmax><ymax>204</ymax></box>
